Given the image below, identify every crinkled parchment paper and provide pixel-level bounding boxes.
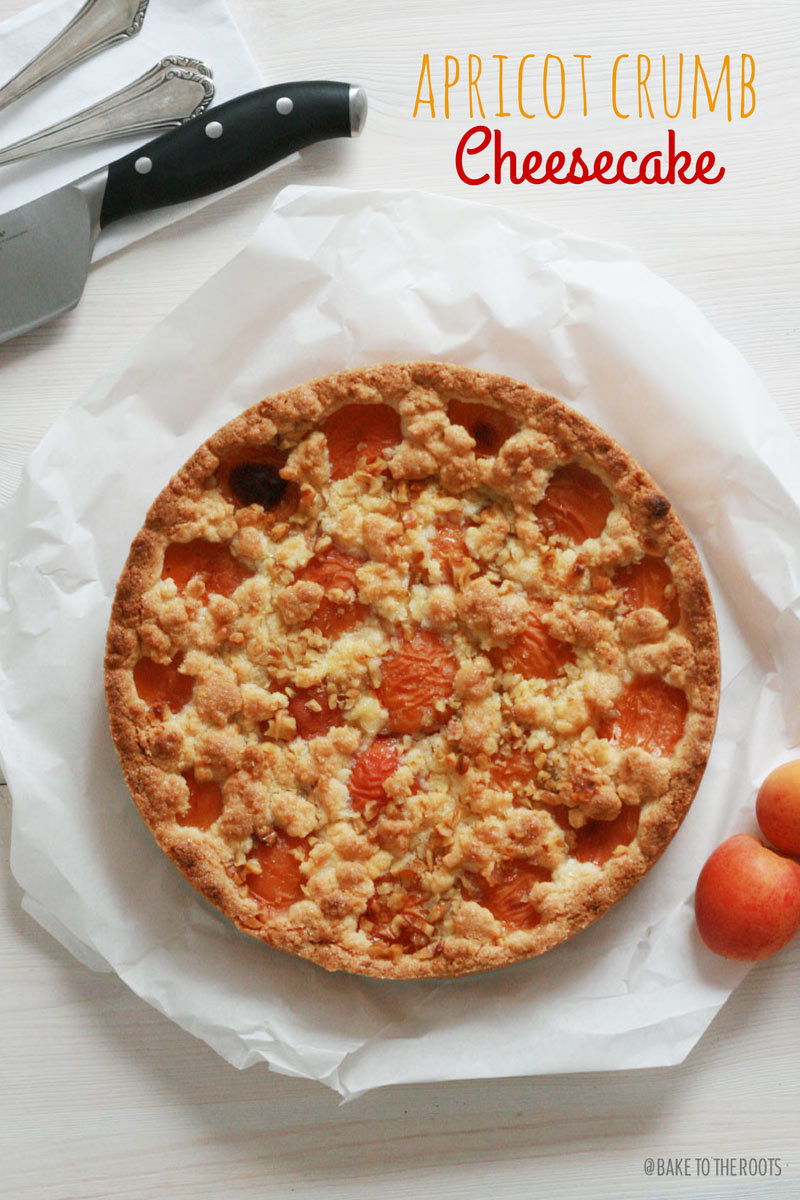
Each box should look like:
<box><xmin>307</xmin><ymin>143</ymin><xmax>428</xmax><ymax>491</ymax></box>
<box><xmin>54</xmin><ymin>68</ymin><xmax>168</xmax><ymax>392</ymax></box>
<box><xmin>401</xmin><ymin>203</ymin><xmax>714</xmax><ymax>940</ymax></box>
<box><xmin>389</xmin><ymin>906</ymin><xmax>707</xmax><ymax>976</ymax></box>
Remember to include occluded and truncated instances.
<box><xmin>2</xmin><ymin>186</ymin><xmax>800</xmax><ymax>1099</ymax></box>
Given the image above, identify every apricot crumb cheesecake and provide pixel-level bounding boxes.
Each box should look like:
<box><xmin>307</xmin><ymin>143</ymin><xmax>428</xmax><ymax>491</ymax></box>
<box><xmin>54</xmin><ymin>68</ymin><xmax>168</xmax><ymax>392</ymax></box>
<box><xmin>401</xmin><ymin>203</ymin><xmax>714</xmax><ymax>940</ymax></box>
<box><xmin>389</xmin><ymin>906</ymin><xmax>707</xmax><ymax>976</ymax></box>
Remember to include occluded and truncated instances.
<box><xmin>105</xmin><ymin>362</ymin><xmax>720</xmax><ymax>978</ymax></box>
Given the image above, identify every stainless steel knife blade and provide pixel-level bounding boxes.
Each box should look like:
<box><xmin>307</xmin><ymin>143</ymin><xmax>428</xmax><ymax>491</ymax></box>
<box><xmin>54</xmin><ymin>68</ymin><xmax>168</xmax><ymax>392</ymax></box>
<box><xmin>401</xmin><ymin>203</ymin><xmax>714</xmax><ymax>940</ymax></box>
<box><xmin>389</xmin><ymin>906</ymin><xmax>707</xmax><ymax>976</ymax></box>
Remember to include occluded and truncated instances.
<box><xmin>0</xmin><ymin>171</ymin><xmax>106</xmax><ymax>342</ymax></box>
<box><xmin>0</xmin><ymin>82</ymin><xmax>366</xmax><ymax>345</ymax></box>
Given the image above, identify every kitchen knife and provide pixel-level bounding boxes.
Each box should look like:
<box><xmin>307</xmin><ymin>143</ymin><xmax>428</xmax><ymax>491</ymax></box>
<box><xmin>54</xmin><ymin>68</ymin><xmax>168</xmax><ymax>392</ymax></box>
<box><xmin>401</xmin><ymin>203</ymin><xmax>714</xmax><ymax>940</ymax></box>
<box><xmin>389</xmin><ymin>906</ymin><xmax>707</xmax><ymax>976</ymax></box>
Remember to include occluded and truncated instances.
<box><xmin>0</xmin><ymin>81</ymin><xmax>367</xmax><ymax>344</ymax></box>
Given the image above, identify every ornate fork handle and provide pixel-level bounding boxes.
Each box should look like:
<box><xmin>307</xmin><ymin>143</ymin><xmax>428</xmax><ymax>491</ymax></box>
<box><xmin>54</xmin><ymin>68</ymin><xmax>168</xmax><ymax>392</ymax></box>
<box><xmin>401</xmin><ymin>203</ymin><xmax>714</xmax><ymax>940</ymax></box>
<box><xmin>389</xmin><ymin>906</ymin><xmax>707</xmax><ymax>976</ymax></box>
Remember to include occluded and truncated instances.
<box><xmin>0</xmin><ymin>0</ymin><xmax>151</xmax><ymax>113</ymax></box>
<box><xmin>0</xmin><ymin>58</ymin><xmax>215</xmax><ymax>167</ymax></box>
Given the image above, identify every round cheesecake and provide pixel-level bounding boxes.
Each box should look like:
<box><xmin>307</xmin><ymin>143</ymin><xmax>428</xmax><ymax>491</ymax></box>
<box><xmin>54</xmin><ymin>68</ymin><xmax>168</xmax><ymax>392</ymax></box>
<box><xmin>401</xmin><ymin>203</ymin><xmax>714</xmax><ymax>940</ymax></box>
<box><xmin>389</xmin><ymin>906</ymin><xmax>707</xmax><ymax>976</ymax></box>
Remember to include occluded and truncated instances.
<box><xmin>105</xmin><ymin>362</ymin><xmax>720</xmax><ymax>978</ymax></box>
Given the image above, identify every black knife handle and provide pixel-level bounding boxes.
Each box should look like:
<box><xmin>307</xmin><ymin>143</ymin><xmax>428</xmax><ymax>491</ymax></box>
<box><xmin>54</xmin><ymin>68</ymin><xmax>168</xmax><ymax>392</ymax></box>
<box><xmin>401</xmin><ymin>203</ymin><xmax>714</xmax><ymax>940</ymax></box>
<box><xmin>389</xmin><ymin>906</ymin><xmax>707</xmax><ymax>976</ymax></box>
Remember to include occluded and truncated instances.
<box><xmin>99</xmin><ymin>81</ymin><xmax>360</xmax><ymax>228</ymax></box>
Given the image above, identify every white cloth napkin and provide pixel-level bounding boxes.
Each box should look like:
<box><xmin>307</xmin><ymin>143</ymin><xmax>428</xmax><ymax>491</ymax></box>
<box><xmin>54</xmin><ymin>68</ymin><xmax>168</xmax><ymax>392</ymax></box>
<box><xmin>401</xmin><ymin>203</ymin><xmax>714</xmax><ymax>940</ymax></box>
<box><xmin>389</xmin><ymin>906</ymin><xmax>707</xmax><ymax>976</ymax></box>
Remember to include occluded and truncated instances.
<box><xmin>2</xmin><ymin>185</ymin><xmax>799</xmax><ymax>1099</ymax></box>
<box><xmin>0</xmin><ymin>0</ymin><xmax>264</xmax><ymax>258</ymax></box>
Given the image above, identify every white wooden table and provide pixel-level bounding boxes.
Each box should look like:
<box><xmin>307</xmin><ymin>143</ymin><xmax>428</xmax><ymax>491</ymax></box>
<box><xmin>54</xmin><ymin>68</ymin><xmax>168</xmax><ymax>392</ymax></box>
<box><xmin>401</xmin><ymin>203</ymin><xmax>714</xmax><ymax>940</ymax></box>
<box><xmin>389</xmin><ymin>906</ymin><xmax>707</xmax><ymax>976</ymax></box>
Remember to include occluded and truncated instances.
<box><xmin>2</xmin><ymin>2</ymin><xmax>798</xmax><ymax>1196</ymax></box>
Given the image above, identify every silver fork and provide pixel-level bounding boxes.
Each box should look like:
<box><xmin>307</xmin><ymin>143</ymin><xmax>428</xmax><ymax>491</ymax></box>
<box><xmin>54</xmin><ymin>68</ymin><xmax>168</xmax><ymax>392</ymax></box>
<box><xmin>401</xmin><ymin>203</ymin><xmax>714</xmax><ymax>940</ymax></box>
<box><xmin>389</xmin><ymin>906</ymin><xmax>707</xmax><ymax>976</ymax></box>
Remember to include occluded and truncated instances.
<box><xmin>0</xmin><ymin>0</ymin><xmax>151</xmax><ymax>113</ymax></box>
<box><xmin>0</xmin><ymin>57</ymin><xmax>214</xmax><ymax>167</ymax></box>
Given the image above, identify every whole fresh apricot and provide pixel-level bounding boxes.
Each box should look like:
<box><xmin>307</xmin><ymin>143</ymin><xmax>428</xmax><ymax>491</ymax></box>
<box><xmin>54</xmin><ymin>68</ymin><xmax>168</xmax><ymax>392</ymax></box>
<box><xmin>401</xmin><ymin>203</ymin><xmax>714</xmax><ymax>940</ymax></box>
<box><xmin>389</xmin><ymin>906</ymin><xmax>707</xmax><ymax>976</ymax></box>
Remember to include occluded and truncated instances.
<box><xmin>756</xmin><ymin>760</ymin><xmax>800</xmax><ymax>858</ymax></box>
<box><xmin>694</xmin><ymin>834</ymin><xmax>800</xmax><ymax>961</ymax></box>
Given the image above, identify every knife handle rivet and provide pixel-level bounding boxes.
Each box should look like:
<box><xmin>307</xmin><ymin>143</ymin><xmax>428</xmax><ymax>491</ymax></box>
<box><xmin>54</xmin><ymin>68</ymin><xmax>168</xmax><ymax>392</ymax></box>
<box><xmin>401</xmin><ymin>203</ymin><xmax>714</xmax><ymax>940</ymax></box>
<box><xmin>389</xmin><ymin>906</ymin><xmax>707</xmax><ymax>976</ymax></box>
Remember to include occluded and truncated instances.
<box><xmin>275</xmin><ymin>96</ymin><xmax>294</xmax><ymax>115</ymax></box>
<box><xmin>134</xmin><ymin>156</ymin><xmax>153</xmax><ymax>175</ymax></box>
<box><xmin>205</xmin><ymin>121</ymin><xmax>223</xmax><ymax>139</ymax></box>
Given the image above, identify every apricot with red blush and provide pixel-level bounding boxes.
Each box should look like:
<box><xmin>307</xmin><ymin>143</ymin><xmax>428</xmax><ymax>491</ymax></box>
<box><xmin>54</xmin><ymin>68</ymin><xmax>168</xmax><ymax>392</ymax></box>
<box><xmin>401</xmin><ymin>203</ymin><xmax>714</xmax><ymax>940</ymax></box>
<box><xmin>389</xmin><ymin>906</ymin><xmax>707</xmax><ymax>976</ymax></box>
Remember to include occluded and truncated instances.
<box><xmin>694</xmin><ymin>834</ymin><xmax>800</xmax><ymax>962</ymax></box>
<box><xmin>756</xmin><ymin>760</ymin><xmax>800</xmax><ymax>858</ymax></box>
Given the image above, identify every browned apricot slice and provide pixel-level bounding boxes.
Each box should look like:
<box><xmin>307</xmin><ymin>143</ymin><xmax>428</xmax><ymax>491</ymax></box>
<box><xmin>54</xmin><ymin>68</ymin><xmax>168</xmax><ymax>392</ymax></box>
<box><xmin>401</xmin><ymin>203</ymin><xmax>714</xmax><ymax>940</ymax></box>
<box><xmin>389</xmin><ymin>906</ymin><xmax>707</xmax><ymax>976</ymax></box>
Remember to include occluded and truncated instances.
<box><xmin>296</xmin><ymin>546</ymin><xmax>369</xmax><ymax>637</ymax></box>
<box><xmin>287</xmin><ymin>684</ymin><xmax>345</xmax><ymax>738</ymax></box>
<box><xmin>447</xmin><ymin>397</ymin><xmax>518</xmax><ymax>457</ymax></box>
<box><xmin>428</xmin><ymin>523</ymin><xmax>470</xmax><ymax>585</ymax></box>
<box><xmin>598</xmin><ymin>677</ymin><xmax>687</xmax><ymax>757</ymax></box>
<box><xmin>308</xmin><ymin>598</ymin><xmax>368</xmax><ymax>639</ymax></box>
<box><xmin>349</xmin><ymin>739</ymin><xmax>399</xmax><ymax>818</ymax></box>
<box><xmin>534</xmin><ymin>464</ymin><xmax>613</xmax><ymax>543</ymax></box>
<box><xmin>489</xmin><ymin>752</ymin><xmax>539</xmax><ymax>795</ymax></box>
<box><xmin>361</xmin><ymin>871</ymin><xmax>431</xmax><ymax>950</ymax></box>
<box><xmin>215</xmin><ymin>445</ymin><xmax>299</xmax><ymax>522</ymax></box>
<box><xmin>133</xmin><ymin>654</ymin><xmax>193</xmax><ymax>714</ymax></box>
<box><xmin>247</xmin><ymin>832</ymin><xmax>308</xmax><ymax>908</ymax></box>
<box><xmin>377</xmin><ymin>631</ymin><xmax>458</xmax><ymax>734</ymax></box>
<box><xmin>162</xmin><ymin>540</ymin><xmax>253</xmax><ymax>601</ymax></box>
<box><xmin>322</xmin><ymin>403</ymin><xmax>402</xmax><ymax>481</ymax></box>
<box><xmin>615</xmin><ymin>555</ymin><xmax>680</xmax><ymax>625</ymax></box>
<box><xmin>176</xmin><ymin>771</ymin><xmax>223</xmax><ymax>830</ymax></box>
<box><xmin>298</xmin><ymin>545</ymin><xmax>361</xmax><ymax>593</ymax></box>
<box><xmin>550</xmin><ymin>803</ymin><xmax>640</xmax><ymax>865</ymax></box>
<box><xmin>573</xmin><ymin>806</ymin><xmax>640</xmax><ymax>865</ymax></box>
<box><xmin>476</xmin><ymin>860</ymin><xmax>551</xmax><ymax>928</ymax></box>
<box><xmin>488</xmin><ymin>606</ymin><xmax>574</xmax><ymax>680</ymax></box>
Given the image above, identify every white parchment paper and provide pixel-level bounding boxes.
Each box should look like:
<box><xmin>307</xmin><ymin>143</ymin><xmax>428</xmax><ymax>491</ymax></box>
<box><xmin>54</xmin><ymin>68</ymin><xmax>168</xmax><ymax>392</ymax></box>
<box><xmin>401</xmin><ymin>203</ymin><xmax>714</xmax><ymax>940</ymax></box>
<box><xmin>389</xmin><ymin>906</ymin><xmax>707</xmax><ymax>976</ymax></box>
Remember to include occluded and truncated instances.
<box><xmin>2</xmin><ymin>186</ymin><xmax>800</xmax><ymax>1099</ymax></box>
<box><xmin>0</xmin><ymin>0</ymin><xmax>264</xmax><ymax>259</ymax></box>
